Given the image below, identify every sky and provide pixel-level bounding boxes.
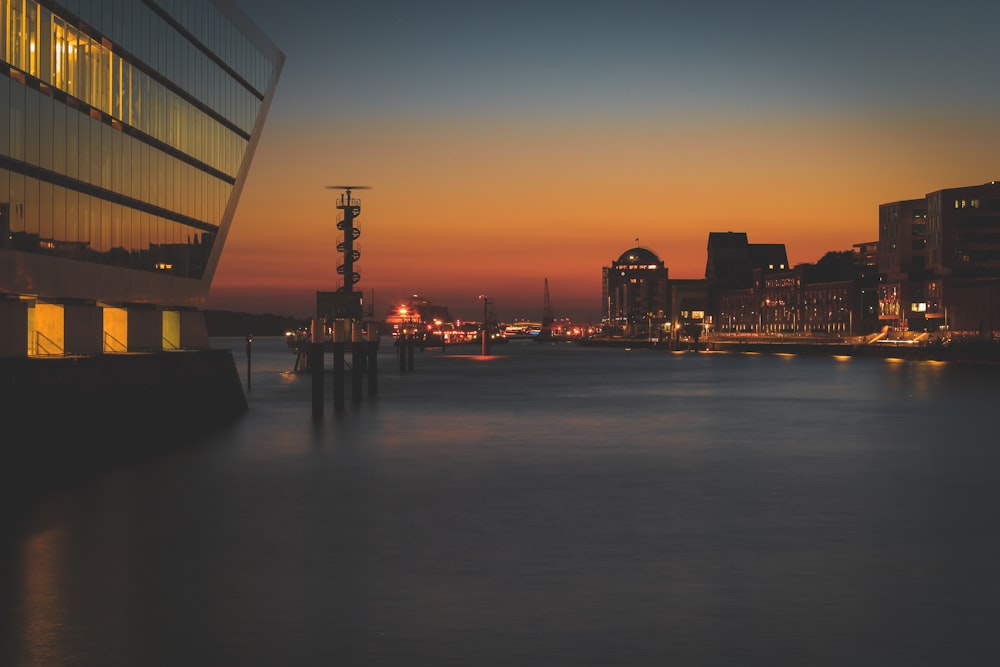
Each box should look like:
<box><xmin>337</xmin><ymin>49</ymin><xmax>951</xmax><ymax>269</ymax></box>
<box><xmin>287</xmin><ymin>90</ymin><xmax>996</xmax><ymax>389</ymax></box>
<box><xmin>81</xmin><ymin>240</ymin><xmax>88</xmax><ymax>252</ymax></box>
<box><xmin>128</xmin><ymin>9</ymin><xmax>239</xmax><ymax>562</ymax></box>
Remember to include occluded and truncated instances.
<box><xmin>206</xmin><ymin>0</ymin><xmax>1000</xmax><ymax>323</ymax></box>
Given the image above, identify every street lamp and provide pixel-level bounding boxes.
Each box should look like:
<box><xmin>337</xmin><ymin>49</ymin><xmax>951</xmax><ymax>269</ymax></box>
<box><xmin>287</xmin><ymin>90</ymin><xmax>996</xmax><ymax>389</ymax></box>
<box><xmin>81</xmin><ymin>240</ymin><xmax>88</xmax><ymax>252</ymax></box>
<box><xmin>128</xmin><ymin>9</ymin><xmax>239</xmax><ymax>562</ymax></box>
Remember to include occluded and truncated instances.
<box><xmin>839</xmin><ymin>306</ymin><xmax>853</xmax><ymax>339</ymax></box>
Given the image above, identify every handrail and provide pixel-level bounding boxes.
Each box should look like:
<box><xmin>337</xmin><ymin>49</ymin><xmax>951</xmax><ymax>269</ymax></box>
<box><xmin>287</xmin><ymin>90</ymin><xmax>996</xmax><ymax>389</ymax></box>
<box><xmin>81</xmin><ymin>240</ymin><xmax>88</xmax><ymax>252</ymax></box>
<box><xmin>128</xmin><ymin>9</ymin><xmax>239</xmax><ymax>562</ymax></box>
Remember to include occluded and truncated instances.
<box><xmin>104</xmin><ymin>331</ymin><xmax>127</xmax><ymax>353</ymax></box>
<box><xmin>33</xmin><ymin>330</ymin><xmax>64</xmax><ymax>356</ymax></box>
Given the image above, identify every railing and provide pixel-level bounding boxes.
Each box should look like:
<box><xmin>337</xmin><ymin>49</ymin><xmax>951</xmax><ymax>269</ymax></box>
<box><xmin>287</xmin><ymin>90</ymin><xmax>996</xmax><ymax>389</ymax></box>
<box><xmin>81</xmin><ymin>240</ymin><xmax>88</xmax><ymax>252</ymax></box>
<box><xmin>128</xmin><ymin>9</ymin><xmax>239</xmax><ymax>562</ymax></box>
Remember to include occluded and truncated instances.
<box><xmin>104</xmin><ymin>331</ymin><xmax>127</xmax><ymax>353</ymax></box>
<box><xmin>33</xmin><ymin>331</ymin><xmax>64</xmax><ymax>356</ymax></box>
<box><xmin>708</xmin><ymin>332</ymin><xmax>852</xmax><ymax>345</ymax></box>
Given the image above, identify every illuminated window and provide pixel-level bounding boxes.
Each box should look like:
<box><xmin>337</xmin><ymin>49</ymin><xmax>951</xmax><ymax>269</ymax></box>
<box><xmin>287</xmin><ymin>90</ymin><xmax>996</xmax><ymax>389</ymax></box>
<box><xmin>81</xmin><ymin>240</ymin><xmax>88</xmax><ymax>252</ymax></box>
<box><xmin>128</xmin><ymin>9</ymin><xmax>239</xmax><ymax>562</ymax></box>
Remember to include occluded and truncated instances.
<box><xmin>3</xmin><ymin>0</ymin><xmax>250</xmax><ymax>178</ymax></box>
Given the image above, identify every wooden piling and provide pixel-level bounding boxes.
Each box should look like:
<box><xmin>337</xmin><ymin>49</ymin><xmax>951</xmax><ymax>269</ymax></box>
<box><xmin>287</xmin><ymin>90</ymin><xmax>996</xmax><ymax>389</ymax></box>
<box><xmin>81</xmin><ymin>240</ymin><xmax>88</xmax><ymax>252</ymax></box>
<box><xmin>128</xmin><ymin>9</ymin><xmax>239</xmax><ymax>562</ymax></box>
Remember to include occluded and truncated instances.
<box><xmin>352</xmin><ymin>344</ymin><xmax>364</xmax><ymax>402</ymax></box>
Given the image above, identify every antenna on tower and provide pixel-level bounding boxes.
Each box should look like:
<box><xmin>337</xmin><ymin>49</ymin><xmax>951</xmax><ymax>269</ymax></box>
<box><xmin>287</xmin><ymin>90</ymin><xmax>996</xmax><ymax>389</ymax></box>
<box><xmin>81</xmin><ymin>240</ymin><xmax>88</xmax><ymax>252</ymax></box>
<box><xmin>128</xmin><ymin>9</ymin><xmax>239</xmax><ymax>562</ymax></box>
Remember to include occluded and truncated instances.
<box><xmin>326</xmin><ymin>185</ymin><xmax>372</xmax><ymax>203</ymax></box>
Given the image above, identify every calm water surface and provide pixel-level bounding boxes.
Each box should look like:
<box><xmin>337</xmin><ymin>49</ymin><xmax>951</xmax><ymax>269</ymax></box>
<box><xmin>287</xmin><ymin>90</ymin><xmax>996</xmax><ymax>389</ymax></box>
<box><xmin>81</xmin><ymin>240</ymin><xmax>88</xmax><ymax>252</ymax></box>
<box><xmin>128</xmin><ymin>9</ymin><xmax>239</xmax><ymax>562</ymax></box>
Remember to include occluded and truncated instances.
<box><xmin>2</xmin><ymin>337</ymin><xmax>1000</xmax><ymax>666</ymax></box>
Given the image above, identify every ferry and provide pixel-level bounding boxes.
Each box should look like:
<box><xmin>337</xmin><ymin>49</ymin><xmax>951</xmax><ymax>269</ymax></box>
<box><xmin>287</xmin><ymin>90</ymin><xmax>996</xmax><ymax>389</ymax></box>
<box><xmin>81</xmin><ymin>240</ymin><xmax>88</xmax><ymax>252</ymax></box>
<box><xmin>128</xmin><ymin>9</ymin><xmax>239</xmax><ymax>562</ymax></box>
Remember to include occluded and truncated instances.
<box><xmin>502</xmin><ymin>322</ymin><xmax>542</xmax><ymax>340</ymax></box>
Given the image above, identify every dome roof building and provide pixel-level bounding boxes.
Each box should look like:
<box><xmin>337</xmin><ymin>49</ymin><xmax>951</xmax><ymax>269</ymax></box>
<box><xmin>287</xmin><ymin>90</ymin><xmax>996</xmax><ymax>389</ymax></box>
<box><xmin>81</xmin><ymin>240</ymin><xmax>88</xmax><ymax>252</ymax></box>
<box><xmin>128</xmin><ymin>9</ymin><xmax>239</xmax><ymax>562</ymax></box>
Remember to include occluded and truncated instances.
<box><xmin>602</xmin><ymin>245</ymin><xmax>670</xmax><ymax>336</ymax></box>
<box><xmin>616</xmin><ymin>247</ymin><xmax>662</xmax><ymax>265</ymax></box>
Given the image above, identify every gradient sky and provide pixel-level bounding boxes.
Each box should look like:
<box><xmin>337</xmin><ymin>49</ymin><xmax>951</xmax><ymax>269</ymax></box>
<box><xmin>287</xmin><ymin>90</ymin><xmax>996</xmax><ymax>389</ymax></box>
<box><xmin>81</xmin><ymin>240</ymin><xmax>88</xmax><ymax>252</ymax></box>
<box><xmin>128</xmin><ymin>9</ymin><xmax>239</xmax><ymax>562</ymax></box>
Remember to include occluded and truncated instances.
<box><xmin>207</xmin><ymin>0</ymin><xmax>1000</xmax><ymax>322</ymax></box>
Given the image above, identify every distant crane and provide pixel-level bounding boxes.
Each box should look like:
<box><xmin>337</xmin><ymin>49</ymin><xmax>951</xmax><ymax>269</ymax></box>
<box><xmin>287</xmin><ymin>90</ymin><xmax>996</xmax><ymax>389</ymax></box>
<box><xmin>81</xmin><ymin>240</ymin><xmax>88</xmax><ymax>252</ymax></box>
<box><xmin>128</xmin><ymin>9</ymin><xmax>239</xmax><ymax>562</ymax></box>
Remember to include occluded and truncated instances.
<box><xmin>538</xmin><ymin>278</ymin><xmax>555</xmax><ymax>341</ymax></box>
<box><xmin>542</xmin><ymin>278</ymin><xmax>554</xmax><ymax>327</ymax></box>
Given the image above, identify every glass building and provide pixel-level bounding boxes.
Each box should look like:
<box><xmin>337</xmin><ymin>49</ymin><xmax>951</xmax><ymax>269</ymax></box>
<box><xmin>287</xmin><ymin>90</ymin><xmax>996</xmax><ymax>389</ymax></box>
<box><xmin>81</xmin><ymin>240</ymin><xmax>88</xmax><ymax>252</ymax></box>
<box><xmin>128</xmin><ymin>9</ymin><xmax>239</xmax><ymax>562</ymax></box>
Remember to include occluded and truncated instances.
<box><xmin>0</xmin><ymin>0</ymin><xmax>283</xmax><ymax>356</ymax></box>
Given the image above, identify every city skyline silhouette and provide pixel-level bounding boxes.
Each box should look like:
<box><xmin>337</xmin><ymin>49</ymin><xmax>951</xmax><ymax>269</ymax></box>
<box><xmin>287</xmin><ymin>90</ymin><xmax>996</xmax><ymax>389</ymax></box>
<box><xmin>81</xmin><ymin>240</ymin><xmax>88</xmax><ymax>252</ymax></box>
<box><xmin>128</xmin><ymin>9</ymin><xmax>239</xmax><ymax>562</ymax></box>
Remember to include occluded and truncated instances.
<box><xmin>211</xmin><ymin>1</ymin><xmax>1000</xmax><ymax>322</ymax></box>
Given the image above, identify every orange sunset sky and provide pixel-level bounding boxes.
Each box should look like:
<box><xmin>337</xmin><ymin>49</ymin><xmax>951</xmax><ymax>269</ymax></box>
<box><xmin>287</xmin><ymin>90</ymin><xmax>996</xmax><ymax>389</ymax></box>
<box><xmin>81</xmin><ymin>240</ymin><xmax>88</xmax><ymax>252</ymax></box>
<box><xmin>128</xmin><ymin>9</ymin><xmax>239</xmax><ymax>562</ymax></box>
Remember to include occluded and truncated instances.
<box><xmin>208</xmin><ymin>1</ymin><xmax>1000</xmax><ymax>323</ymax></box>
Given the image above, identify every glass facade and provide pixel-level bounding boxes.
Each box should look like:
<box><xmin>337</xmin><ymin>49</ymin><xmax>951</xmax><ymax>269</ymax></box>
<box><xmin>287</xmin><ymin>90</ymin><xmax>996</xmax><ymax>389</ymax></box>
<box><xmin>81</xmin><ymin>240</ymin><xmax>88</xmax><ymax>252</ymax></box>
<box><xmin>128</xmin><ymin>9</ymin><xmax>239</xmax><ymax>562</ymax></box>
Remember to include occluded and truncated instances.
<box><xmin>0</xmin><ymin>0</ymin><xmax>279</xmax><ymax>280</ymax></box>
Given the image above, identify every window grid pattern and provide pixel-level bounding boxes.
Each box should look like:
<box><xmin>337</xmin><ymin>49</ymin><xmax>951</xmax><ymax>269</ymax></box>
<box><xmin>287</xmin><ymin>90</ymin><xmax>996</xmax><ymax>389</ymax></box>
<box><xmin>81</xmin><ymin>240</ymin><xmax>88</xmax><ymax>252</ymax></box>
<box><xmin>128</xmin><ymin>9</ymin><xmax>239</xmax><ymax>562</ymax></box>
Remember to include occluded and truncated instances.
<box><xmin>0</xmin><ymin>0</ymin><xmax>275</xmax><ymax>279</ymax></box>
<box><xmin>3</xmin><ymin>0</ymin><xmax>254</xmax><ymax>177</ymax></box>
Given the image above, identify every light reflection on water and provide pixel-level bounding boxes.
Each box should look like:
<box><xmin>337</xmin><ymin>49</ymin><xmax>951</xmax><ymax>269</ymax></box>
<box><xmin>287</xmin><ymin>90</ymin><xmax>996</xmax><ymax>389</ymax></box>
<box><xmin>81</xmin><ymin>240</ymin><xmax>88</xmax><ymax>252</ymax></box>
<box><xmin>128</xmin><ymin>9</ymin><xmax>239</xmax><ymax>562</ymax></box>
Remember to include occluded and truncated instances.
<box><xmin>2</xmin><ymin>337</ymin><xmax>1000</xmax><ymax>666</ymax></box>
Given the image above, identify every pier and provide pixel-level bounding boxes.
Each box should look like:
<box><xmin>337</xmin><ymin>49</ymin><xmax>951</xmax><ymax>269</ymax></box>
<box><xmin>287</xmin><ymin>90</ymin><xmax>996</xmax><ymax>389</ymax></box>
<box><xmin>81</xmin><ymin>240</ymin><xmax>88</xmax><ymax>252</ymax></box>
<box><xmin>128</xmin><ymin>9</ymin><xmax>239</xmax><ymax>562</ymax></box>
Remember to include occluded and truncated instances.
<box><xmin>299</xmin><ymin>184</ymin><xmax>386</xmax><ymax>418</ymax></box>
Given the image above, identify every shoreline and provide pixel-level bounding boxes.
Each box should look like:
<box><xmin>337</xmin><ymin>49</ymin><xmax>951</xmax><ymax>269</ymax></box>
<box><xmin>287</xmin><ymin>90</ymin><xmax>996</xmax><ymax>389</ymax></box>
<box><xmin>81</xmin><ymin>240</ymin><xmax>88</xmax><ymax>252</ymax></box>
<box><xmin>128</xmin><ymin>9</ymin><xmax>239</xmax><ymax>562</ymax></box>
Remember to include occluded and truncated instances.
<box><xmin>577</xmin><ymin>336</ymin><xmax>1000</xmax><ymax>364</ymax></box>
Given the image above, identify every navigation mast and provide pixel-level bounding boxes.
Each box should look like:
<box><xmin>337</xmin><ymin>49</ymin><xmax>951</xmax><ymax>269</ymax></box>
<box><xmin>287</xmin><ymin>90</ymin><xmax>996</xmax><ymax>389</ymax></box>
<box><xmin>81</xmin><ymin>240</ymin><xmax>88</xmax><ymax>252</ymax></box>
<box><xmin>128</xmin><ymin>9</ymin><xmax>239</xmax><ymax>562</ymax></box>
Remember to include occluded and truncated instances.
<box><xmin>326</xmin><ymin>185</ymin><xmax>371</xmax><ymax>294</ymax></box>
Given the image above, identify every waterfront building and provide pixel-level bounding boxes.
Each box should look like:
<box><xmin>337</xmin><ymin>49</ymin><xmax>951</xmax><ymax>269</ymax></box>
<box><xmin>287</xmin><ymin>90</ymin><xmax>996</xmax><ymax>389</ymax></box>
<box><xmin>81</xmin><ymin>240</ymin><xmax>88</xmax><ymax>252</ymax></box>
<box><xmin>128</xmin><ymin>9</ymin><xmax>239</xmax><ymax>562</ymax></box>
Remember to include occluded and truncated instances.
<box><xmin>800</xmin><ymin>275</ymin><xmax>854</xmax><ymax>336</ymax></box>
<box><xmin>853</xmin><ymin>241</ymin><xmax>881</xmax><ymax>334</ymax></box>
<box><xmin>941</xmin><ymin>277</ymin><xmax>1000</xmax><ymax>338</ymax></box>
<box><xmin>878</xmin><ymin>181</ymin><xmax>1000</xmax><ymax>336</ymax></box>
<box><xmin>706</xmin><ymin>232</ymin><xmax>788</xmax><ymax>333</ymax></box>
<box><xmin>877</xmin><ymin>198</ymin><xmax>929</xmax><ymax>330</ymax></box>
<box><xmin>0</xmin><ymin>0</ymin><xmax>283</xmax><ymax>447</ymax></box>
<box><xmin>602</xmin><ymin>245</ymin><xmax>669</xmax><ymax>337</ymax></box>
<box><xmin>927</xmin><ymin>181</ymin><xmax>1000</xmax><ymax>336</ymax></box>
<box><xmin>927</xmin><ymin>181</ymin><xmax>1000</xmax><ymax>277</ymax></box>
<box><xmin>758</xmin><ymin>267</ymin><xmax>801</xmax><ymax>334</ymax></box>
<box><xmin>667</xmin><ymin>278</ymin><xmax>708</xmax><ymax>340</ymax></box>
<box><xmin>715</xmin><ymin>284</ymin><xmax>756</xmax><ymax>334</ymax></box>
<box><xmin>600</xmin><ymin>183</ymin><xmax>1000</xmax><ymax>343</ymax></box>
<box><xmin>798</xmin><ymin>250</ymin><xmax>879</xmax><ymax>337</ymax></box>
<box><xmin>712</xmin><ymin>238</ymin><xmax>878</xmax><ymax>337</ymax></box>
<box><xmin>0</xmin><ymin>0</ymin><xmax>284</xmax><ymax>357</ymax></box>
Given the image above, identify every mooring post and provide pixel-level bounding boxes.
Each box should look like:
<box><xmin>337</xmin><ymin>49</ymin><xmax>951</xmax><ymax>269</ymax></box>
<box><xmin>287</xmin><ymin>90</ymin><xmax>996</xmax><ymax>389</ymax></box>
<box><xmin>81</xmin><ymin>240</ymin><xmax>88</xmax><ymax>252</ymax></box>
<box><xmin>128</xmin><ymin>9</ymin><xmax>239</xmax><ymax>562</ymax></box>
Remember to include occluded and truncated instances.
<box><xmin>479</xmin><ymin>294</ymin><xmax>491</xmax><ymax>356</ymax></box>
<box><xmin>246</xmin><ymin>333</ymin><xmax>253</xmax><ymax>392</ymax></box>
<box><xmin>310</xmin><ymin>342</ymin><xmax>324</xmax><ymax>419</ymax></box>
<box><xmin>333</xmin><ymin>343</ymin><xmax>345</xmax><ymax>411</ymax></box>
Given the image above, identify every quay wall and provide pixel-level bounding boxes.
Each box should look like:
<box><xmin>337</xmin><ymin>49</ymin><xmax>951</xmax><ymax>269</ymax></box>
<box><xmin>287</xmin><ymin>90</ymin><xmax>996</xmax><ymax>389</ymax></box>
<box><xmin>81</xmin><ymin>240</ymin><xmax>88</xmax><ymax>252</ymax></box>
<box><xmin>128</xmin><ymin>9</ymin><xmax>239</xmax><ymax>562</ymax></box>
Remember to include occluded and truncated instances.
<box><xmin>704</xmin><ymin>339</ymin><xmax>1000</xmax><ymax>363</ymax></box>
<box><xmin>579</xmin><ymin>337</ymin><xmax>1000</xmax><ymax>364</ymax></box>
<box><xmin>1</xmin><ymin>349</ymin><xmax>248</xmax><ymax>476</ymax></box>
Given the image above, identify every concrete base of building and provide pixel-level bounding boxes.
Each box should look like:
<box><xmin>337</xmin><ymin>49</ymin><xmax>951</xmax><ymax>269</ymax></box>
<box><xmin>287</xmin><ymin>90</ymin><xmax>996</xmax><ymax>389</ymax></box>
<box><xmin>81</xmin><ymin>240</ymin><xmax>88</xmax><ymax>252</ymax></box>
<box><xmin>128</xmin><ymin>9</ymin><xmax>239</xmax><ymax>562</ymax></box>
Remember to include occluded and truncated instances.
<box><xmin>0</xmin><ymin>349</ymin><xmax>248</xmax><ymax>490</ymax></box>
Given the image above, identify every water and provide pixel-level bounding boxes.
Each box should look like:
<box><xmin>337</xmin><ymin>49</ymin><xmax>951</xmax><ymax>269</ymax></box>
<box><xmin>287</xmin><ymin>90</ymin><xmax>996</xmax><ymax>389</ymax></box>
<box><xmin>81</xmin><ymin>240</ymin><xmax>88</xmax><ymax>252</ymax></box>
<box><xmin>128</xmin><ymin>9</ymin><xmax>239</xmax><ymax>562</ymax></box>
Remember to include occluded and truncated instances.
<box><xmin>2</xmin><ymin>338</ymin><xmax>1000</xmax><ymax>666</ymax></box>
